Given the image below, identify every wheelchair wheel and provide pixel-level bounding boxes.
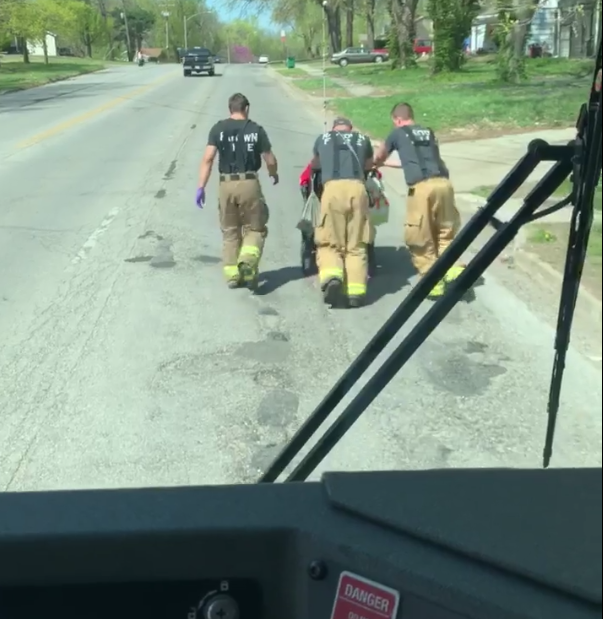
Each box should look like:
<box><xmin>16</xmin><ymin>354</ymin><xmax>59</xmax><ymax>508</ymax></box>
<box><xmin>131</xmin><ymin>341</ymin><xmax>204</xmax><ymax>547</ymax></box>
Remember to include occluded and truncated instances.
<box><xmin>301</xmin><ymin>234</ymin><xmax>317</xmax><ymax>276</ymax></box>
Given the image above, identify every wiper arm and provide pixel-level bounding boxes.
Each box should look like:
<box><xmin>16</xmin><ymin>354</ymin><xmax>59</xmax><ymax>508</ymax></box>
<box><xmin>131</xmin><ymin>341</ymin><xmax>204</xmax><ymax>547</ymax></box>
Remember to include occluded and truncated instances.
<box><xmin>543</xmin><ymin>58</ymin><xmax>602</xmax><ymax>466</ymax></box>
<box><xmin>258</xmin><ymin>45</ymin><xmax>601</xmax><ymax>482</ymax></box>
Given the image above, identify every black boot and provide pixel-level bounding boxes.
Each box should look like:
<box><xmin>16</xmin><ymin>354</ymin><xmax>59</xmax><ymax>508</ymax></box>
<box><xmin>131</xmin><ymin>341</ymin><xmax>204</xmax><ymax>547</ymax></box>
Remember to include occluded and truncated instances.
<box><xmin>322</xmin><ymin>278</ymin><xmax>344</xmax><ymax>307</ymax></box>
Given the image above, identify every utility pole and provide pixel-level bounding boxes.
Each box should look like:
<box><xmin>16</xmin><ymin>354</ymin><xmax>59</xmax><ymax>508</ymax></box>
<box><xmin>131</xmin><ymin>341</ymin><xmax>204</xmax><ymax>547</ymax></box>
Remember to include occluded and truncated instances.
<box><xmin>120</xmin><ymin>0</ymin><xmax>132</xmax><ymax>60</ymax></box>
<box><xmin>161</xmin><ymin>11</ymin><xmax>170</xmax><ymax>50</ymax></box>
<box><xmin>183</xmin><ymin>15</ymin><xmax>188</xmax><ymax>49</ymax></box>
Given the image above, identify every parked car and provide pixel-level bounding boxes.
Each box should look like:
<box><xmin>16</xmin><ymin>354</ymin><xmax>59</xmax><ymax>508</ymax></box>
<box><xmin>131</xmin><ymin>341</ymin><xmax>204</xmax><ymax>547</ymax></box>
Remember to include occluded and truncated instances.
<box><xmin>258</xmin><ymin>55</ymin><xmax>269</xmax><ymax>64</ymax></box>
<box><xmin>413</xmin><ymin>39</ymin><xmax>432</xmax><ymax>54</ymax></box>
<box><xmin>330</xmin><ymin>47</ymin><xmax>387</xmax><ymax>66</ymax></box>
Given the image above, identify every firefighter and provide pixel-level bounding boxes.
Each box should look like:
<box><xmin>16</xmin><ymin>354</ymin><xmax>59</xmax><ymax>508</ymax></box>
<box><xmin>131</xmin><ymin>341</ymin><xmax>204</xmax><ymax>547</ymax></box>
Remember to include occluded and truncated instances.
<box><xmin>196</xmin><ymin>92</ymin><xmax>279</xmax><ymax>289</ymax></box>
<box><xmin>299</xmin><ymin>161</ymin><xmax>379</xmax><ymax>276</ymax></box>
<box><xmin>311</xmin><ymin>117</ymin><xmax>374</xmax><ymax>307</ymax></box>
<box><xmin>373</xmin><ymin>101</ymin><xmax>463</xmax><ymax>298</ymax></box>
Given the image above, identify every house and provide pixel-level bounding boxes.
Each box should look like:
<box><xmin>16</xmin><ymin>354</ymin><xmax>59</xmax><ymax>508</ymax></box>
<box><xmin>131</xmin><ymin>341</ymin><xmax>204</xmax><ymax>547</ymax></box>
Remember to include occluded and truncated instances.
<box><xmin>414</xmin><ymin>16</ymin><xmax>433</xmax><ymax>42</ymax></box>
<box><xmin>27</xmin><ymin>32</ymin><xmax>57</xmax><ymax>57</ymax></box>
<box><xmin>140</xmin><ymin>47</ymin><xmax>163</xmax><ymax>62</ymax></box>
<box><xmin>469</xmin><ymin>8</ymin><xmax>498</xmax><ymax>53</ymax></box>
<box><xmin>375</xmin><ymin>15</ymin><xmax>433</xmax><ymax>46</ymax></box>
<box><xmin>470</xmin><ymin>0</ymin><xmax>598</xmax><ymax>58</ymax></box>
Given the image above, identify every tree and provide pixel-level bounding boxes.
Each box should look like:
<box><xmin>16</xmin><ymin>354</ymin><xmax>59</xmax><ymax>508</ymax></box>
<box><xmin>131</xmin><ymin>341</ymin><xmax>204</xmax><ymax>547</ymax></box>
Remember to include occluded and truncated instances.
<box><xmin>72</xmin><ymin>0</ymin><xmax>110</xmax><ymax>57</ymax></box>
<box><xmin>388</xmin><ymin>0</ymin><xmax>419</xmax><ymax>69</ymax></box>
<box><xmin>428</xmin><ymin>0</ymin><xmax>479</xmax><ymax>72</ymax></box>
<box><xmin>110</xmin><ymin>5</ymin><xmax>154</xmax><ymax>59</ymax></box>
<box><xmin>493</xmin><ymin>0</ymin><xmax>539</xmax><ymax>82</ymax></box>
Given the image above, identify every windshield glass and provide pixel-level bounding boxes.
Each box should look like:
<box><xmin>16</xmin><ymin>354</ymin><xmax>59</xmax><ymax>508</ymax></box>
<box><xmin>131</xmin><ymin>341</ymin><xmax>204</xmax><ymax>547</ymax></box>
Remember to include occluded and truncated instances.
<box><xmin>0</xmin><ymin>8</ymin><xmax>600</xmax><ymax>493</ymax></box>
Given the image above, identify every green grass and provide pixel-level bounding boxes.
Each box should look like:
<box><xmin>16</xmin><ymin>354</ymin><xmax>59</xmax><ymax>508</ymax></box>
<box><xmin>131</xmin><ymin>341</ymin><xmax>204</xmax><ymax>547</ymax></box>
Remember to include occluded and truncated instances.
<box><xmin>529</xmin><ymin>222</ymin><xmax>601</xmax><ymax>259</ymax></box>
<box><xmin>0</xmin><ymin>56</ymin><xmax>105</xmax><ymax>91</ymax></box>
<box><xmin>273</xmin><ymin>66</ymin><xmax>308</xmax><ymax>77</ymax></box>
<box><xmin>293</xmin><ymin>78</ymin><xmax>345</xmax><ymax>91</ymax></box>
<box><xmin>328</xmin><ymin>57</ymin><xmax>594</xmax><ymax>136</ymax></box>
<box><xmin>472</xmin><ymin>179</ymin><xmax>602</xmax><ymax>210</ymax></box>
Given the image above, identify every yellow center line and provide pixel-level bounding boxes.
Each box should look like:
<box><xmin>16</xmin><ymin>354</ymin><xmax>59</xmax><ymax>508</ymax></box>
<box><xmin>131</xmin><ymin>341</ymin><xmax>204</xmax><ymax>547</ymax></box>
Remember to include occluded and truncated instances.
<box><xmin>15</xmin><ymin>71</ymin><xmax>178</xmax><ymax>150</ymax></box>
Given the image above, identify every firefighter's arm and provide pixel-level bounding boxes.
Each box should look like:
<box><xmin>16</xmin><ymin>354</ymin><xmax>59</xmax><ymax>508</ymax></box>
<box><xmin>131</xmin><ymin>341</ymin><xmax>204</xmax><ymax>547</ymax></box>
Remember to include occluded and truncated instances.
<box><xmin>373</xmin><ymin>132</ymin><xmax>400</xmax><ymax>168</ymax></box>
<box><xmin>364</xmin><ymin>139</ymin><xmax>375</xmax><ymax>171</ymax></box>
<box><xmin>432</xmin><ymin>131</ymin><xmax>450</xmax><ymax>177</ymax></box>
<box><xmin>198</xmin><ymin>145</ymin><xmax>217</xmax><ymax>187</ymax></box>
<box><xmin>310</xmin><ymin>135</ymin><xmax>321</xmax><ymax>170</ymax></box>
<box><xmin>198</xmin><ymin>125</ymin><xmax>219</xmax><ymax>187</ymax></box>
<box><xmin>258</xmin><ymin>126</ymin><xmax>278</xmax><ymax>177</ymax></box>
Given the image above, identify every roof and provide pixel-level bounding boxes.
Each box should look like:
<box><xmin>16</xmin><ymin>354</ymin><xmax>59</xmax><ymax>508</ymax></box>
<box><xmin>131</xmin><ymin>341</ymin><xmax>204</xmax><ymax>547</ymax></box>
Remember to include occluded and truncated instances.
<box><xmin>140</xmin><ymin>47</ymin><xmax>162</xmax><ymax>58</ymax></box>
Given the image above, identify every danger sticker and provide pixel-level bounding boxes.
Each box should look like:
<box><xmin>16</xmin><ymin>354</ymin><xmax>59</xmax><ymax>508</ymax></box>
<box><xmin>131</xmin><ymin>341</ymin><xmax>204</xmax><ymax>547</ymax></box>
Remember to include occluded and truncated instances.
<box><xmin>330</xmin><ymin>571</ymin><xmax>400</xmax><ymax>619</ymax></box>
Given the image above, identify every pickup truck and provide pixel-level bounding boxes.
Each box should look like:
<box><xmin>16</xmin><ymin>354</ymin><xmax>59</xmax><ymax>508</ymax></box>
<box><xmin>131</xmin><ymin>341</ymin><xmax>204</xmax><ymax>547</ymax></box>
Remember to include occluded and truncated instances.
<box><xmin>183</xmin><ymin>47</ymin><xmax>215</xmax><ymax>76</ymax></box>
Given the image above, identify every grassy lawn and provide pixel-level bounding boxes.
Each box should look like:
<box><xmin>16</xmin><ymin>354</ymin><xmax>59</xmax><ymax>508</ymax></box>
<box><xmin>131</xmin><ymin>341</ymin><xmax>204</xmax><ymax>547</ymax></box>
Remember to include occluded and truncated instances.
<box><xmin>291</xmin><ymin>77</ymin><xmax>347</xmax><ymax>97</ymax></box>
<box><xmin>525</xmin><ymin>221</ymin><xmax>601</xmax><ymax>298</ymax></box>
<box><xmin>0</xmin><ymin>56</ymin><xmax>105</xmax><ymax>91</ymax></box>
<box><xmin>472</xmin><ymin>178</ymin><xmax>602</xmax><ymax>210</ymax></box>
<box><xmin>329</xmin><ymin>57</ymin><xmax>594</xmax><ymax>139</ymax></box>
<box><xmin>273</xmin><ymin>66</ymin><xmax>308</xmax><ymax>77</ymax></box>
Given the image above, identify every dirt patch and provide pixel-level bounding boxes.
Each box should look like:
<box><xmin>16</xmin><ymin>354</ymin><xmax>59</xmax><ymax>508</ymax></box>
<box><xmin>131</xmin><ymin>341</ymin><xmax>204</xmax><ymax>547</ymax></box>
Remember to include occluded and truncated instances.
<box><xmin>524</xmin><ymin>222</ymin><xmax>601</xmax><ymax>300</ymax></box>
<box><xmin>305</xmin><ymin>88</ymin><xmax>350</xmax><ymax>99</ymax></box>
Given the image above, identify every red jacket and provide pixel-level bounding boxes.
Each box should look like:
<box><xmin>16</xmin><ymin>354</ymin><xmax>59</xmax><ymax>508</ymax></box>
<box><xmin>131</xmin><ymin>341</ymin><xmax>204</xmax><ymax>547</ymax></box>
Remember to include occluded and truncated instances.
<box><xmin>299</xmin><ymin>162</ymin><xmax>381</xmax><ymax>186</ymax></box>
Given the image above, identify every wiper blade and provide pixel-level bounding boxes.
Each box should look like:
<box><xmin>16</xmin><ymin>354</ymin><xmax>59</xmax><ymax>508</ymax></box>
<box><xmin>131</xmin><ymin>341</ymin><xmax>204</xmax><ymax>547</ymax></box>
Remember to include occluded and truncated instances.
<box><xmin>543</xmin><ymin>56</ymin><xmax>601</xmax><ymax>467</ymax></box>
<box><xmin>258</xmin><ymin>44</ymin><xmax>601</xmax><ymax>482</ymax></box>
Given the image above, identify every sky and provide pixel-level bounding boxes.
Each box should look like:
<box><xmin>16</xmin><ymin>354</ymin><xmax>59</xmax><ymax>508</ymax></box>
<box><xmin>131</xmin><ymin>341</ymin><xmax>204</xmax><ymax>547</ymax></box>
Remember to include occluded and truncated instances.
<box><xmin>206</xmin><ymin>0</ymin><xmax>277</xmax><ymax>31</ymax></box>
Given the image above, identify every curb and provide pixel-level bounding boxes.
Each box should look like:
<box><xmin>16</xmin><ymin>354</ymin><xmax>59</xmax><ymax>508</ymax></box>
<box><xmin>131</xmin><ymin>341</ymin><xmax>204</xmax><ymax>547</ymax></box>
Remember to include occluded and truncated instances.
<box><xmin>458</xmin><ymin>192</ymin><xmax>602</xmax><ymax>315</ymax></box>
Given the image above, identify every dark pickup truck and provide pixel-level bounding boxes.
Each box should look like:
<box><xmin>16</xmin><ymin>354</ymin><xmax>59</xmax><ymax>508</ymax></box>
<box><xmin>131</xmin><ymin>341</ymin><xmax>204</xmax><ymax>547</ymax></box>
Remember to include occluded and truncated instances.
<box><xmin>183</xmin><ymin>47</ymin><xmax>215</xmax><ymax>76</ymax></box>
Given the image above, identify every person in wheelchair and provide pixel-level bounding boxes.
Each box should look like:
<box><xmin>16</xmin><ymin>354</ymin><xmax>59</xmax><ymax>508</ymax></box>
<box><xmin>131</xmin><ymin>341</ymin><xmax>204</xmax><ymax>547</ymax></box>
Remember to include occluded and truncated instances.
<box><xmin>299</xmin><ymin>162</ymin><xmax>378</xmax><ymax>276</ymax></box>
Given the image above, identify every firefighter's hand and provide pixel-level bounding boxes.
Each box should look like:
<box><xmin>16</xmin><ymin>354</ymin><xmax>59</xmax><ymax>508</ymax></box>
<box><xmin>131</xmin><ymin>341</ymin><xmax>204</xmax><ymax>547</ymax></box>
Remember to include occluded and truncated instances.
<box><xmin>270</xmin><ymin>174</ymin><xmax>279</xmax><ymax>185</ymax></box>
<box><xmin>195</xmin><ymin>187</ymin><xmax>205</xmax><ymax>207</ymax></box>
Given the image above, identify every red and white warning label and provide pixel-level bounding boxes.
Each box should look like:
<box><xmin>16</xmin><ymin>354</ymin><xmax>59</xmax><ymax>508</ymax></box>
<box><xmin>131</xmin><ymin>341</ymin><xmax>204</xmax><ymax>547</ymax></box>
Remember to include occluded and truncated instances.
<box><xmin>330</xmin><ymin>571</ymin><xmax>400</xmax><ymax>619</ymax></box>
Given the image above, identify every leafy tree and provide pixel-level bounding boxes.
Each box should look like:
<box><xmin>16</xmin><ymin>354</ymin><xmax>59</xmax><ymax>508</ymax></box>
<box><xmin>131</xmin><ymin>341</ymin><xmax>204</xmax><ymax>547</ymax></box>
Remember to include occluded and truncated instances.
<box><xmin>494</xmin><ymin>0</ymin><xmax>539</xmax><ymax>82</ymax></box>
<box><xmin>427</xmin><ymin>0</ymin><xmax>479</xmax><ymax>73</ymax></box>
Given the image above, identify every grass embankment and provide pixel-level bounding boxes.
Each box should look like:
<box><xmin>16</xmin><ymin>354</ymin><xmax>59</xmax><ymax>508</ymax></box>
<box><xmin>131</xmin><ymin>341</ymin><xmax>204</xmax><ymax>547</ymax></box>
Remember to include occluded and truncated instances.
<box><xmin>328</xmin><ymin>57</ymin><xmax>594</xmax><ymax>140</ymax></box>
<box><xmin>472</xmin><ymin>177</ymin><xmax>601</xmax><ymax>289</ymax></box>
<box><xmin>0</xmin><ymin>55</ymin><xmax>106</xmax><ymax>92</ymax></box>
<box><xmin>292</xmin><ymin>77</ymin><xmax>345</xmax><ymax>96</ymax></box>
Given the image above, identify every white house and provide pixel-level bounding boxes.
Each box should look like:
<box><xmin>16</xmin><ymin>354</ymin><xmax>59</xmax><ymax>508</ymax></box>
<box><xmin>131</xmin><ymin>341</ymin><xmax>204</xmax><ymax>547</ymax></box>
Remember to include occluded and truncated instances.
<box><xmin>470</xmin><ymin>0</ymin><xmax>597</xmax><ymax>58</ymax></box>
<box><xmin>27</xmin><ymin>32</ymin><xmax>57</xmax><ymax>57</ymax></box>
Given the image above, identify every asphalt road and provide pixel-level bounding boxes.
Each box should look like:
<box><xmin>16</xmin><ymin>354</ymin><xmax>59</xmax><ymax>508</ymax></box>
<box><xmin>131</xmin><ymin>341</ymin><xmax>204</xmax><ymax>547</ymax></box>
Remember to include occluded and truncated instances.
<box><xmin>0</xmin><ymin>63</ymin><xmax>600</xmax><ymax>492</ymax></box>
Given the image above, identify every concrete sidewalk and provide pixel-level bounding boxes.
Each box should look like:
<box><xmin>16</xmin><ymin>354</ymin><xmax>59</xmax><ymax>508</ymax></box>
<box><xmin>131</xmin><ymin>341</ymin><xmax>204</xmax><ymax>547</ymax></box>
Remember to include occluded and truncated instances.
<box><xmin>295</xmin><ymin>62</ymin><xmax>374</xmax><ymax>97</ymax></box>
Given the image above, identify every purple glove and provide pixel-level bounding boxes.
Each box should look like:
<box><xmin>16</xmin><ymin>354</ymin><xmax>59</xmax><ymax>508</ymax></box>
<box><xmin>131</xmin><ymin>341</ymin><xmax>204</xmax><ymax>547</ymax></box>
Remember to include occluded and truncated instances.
<box><xmin>195</xmin><ymin>187</ymin><xmax>205</xmax><ymax>207</ymax></box>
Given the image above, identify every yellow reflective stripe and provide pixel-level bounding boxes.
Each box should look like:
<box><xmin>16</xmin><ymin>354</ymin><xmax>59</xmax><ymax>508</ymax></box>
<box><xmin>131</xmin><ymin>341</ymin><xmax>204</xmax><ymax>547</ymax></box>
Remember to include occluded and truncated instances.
<box><xmin>239</xmin><ymin>245</ymin><xmax>261</xmax><ymax>258</ymax></box>
<box><xmin>444</xmin><ymin>265</ymin><xmax>465</xmax><ymax>281</ymax></box>
<box><xmin>223</xmin><ymin>265</ymin><xmax>239</xmax><ymax>276</ymax></box>
<box><xmin>319</xmin><ymin>268</ymin><xmax>344</xmax><ymax>282</ymax></box>
<box><xmin>428</xmin><ymin>281</ymin><xmax>446</xmax><ymax>296</ymax></box>
<box><xmin>347</xmin><ymin>283</ymin><xmax>366</xmax><ymax>295</ymax></box>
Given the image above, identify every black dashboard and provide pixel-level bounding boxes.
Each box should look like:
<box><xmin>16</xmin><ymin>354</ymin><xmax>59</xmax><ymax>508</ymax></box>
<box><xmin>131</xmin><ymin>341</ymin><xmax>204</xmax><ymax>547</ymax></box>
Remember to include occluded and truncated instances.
<box><xmin>0</xmin><ymin>467</ymin><xmax>600</xmax><ymax>619</ymax></box>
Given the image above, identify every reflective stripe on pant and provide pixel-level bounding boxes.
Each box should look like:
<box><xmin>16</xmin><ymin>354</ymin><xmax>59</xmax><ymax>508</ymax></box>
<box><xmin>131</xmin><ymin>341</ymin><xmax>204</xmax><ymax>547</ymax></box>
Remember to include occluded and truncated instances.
<box><xmin>218</xmin><ymin>178</ymin><xmax>269</xmax><ymax>279</ymax></box>
<box><xmin>314</xmin><ymin>178</ymin><xmax>371</xmax><ymax>297</ymax></box>
<box><xmin>405</xmin><ymin>177</ymin><xmax>461</xmax><ymax>276</ymax></box>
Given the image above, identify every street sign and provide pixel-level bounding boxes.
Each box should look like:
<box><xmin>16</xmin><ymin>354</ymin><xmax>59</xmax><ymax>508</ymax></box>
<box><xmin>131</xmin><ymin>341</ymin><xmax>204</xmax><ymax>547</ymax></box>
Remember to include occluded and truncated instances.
<box><xmin>329</xmin><ymin>571</ymin><xmax>400</xmax><ymax>619</ymax></box>
<box><xmin>280</xmin><ymin>29</ymin><xmax>286</xmax><ymax>42</ymax></box>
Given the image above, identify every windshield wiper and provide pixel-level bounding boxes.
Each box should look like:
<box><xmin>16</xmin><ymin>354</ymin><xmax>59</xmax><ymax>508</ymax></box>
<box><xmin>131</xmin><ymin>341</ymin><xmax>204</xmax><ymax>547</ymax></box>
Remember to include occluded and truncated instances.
<box><xmin>258</xmin><ymin>44</ymin><xmax>602</xmax><ymax>482</ymax></box>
